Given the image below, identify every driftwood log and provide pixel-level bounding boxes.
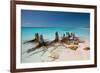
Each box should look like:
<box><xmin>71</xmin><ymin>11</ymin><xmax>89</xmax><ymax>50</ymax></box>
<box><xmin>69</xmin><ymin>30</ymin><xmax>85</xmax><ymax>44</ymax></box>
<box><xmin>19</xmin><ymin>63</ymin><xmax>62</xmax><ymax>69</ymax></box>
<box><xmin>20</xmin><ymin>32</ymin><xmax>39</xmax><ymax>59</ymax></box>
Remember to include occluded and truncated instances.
<box><xmin>23</xmin><ymin>32</ymin><xmax>85</xmax><ymax>56</ymax></box>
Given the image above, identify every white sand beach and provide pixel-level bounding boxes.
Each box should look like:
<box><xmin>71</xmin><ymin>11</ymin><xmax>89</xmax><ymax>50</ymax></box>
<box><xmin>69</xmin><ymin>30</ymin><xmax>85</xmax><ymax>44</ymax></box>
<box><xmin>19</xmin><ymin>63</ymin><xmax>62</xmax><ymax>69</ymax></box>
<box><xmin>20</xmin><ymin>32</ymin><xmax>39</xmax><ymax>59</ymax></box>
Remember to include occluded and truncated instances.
<box><xmin>45</xmin><ymin>38</ymin><xmax>90</xmax><ymax>62</ymax></box>
<box><xmin>22</xmin><ymin>38</ymin><xmax>90</xmax><ymax>63</ymax></box>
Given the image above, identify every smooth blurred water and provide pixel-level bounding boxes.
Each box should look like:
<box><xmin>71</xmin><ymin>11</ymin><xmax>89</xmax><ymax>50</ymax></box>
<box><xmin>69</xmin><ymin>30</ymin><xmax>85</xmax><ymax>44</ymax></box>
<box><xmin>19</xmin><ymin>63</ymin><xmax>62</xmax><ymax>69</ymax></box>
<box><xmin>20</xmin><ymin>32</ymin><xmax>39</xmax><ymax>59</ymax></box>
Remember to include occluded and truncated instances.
<box><xmin>21</xmin><ymin>27</ymin><xmax>90</xmax><ymax>41</ymax></box>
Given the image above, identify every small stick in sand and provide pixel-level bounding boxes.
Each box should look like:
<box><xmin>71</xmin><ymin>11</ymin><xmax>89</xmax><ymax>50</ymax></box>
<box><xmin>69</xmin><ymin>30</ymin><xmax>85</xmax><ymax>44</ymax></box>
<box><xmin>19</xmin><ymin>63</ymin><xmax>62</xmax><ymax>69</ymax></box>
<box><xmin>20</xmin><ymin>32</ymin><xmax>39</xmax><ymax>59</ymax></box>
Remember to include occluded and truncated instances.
<box><xmin>83</xmin><ymin>47</ymin><xmax>90</xmax><ymax>51</ymax></box>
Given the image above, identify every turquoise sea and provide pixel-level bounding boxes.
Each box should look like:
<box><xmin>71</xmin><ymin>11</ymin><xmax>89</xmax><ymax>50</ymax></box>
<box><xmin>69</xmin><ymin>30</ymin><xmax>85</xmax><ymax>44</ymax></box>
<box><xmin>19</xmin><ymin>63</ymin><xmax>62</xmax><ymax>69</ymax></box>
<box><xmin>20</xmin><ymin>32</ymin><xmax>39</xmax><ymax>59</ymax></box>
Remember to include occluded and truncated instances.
<box><xmin>21</xmin><ymin>27</ymin><xmax>90</xmax><ymax>41</ymax></box>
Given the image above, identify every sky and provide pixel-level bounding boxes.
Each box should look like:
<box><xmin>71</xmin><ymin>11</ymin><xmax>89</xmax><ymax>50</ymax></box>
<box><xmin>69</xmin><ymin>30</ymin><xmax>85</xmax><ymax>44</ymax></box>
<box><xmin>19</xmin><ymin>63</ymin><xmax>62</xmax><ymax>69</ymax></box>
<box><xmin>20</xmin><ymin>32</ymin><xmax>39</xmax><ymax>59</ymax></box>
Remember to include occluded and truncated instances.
<box><xmin>21</xmin><ymin>10</ymin><xmax>90</xmax><ymax>28</ymax></box>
